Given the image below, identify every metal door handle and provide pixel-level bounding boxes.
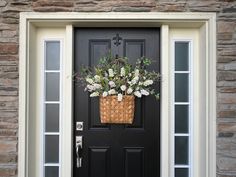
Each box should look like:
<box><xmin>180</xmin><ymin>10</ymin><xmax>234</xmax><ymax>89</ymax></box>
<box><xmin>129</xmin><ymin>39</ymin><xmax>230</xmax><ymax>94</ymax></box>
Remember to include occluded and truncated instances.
<box><xmin>76</xmin><ymin>136</ymin><xmax>83</xmax><ymax>168</ymax></box>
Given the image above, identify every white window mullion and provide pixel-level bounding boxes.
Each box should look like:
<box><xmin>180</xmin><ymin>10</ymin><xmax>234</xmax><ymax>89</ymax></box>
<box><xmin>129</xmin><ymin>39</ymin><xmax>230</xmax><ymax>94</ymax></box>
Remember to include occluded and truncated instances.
<box><xmin>174</xmin><ymin>102</ymin><xmax>190</xmax><ymax>105</ymax></box>
<box><xmin>44</xmin><ymin>163</ymin><xmax>60</xmax><ymax>166</ymax></box>
<box><xmin>45</xmin><ymin>70</ymin><xmax>61</xmax><ymax>73</ymax></box>
<box><xmin>174</xmin><ymin>165</ymin><xmax>190</xmax><ymax>168</ymax></box>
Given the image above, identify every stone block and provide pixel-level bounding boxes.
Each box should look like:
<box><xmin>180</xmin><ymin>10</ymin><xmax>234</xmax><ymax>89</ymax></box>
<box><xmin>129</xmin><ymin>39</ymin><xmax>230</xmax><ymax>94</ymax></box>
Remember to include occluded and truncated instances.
<box><xmin>189</xmin><ymin>1</ymin><xmax>222</xmax><ymax>12</ymax></box>
<box><xmin>112</xmin><ymin>6</ymin><xmax>151</xmax><ymax>12</ymax></box>
<box><xmin>1</xmin><ymin>30</ymin><xmax>18</xmax><ymax>38</ymax></box>
<box><xmin>218</xmin><ymin>93</ymin><xmax>236</xmax><ymax>104</ymax></box>
<box><xmin>223</xmin><ymin>7</ymin><xmax>236</xmax><ymax>13</ymax></box>
<box><xmin>218</xmin><ymin>21</ymin><xmax>236</xmax><ymax>33</ymax></box>
<box><xmin>218</xmin><ymin>56</ymin><xmax>236</xmax><ymax>63</ymax></box>
<box><xmin>154</xmin><ymin>2</ymin><xmax>186</xmax><ymax>12</ymax></box>
<box><xmin>33</xmin><ymin>0</ymin><xmax>74</xmax><ymax>7</ymax></box>
<box><xmin>0</xmin><ymin>141</ymin><xmax>17</xmax><ymax>153</ymax></box>
<box><xmin>75</xmin><ymin>0</ymin><xmax>97</xmax><ymax>5</ymax></box>
<box><xmin>0</xmin><ymin>44</ymin><xmax>18</xmax><ymax>55</ymax></box>
<box><xmin>0</xmin><ymin>129</ymin><xmax>17</xmax><ymax>136</ymax></box>
<box><xmin>0</xmin><ymin>153</ymin><xmax>17</xmax><ymax>163</ymax></box>
<box><xmin>218</xmin><ymin>62</ymin><xmax>236</xmax><ymax>71</ymax></box>
<box><xmin>75</xmin><ymin>6</ymin><xmax>112</xmax><ymax>12</ymax></box>
<box><xmin>218</xmin><ymin>47</ymin><xmax>236</xmax><ymax>57</ymax></box>
<box><xmin>0</xmin><ymin>56</ymin><xmax>18</xmax><ymax>61</ymax></box>
<box><xmin>218</xmin><ymin>87</ymin><xmax>236</xmax><ymax>93</ymax></box>
<box><xmin>218</xmin><ymin>104</ymin><xmax>236</xmax><ymax>110</ymax></box>
<box><xmin>0</xmin><ymin>0</ymin><xmax>7</xmax><ymax>7</ymax></box>
<box><xmin>0</xmin><ymin>165</ymin><xmax>17</xmax><ymax>176</ymax></box>
<box><xmin>218</xmin><ymin>71</ymin><xmax>236</xmax><ymax>81</ymax></box>
<box><xmin>33</xmin><ymin>6</ymin><xmax>73</xmax><ymax>12</ymax></box>
<box><xmin>218</xmin><ymin>132</ymin><xmax>234</xmax><ymax>138</ymax></box>
<box><xmin>218</xmin><ymin>110</ymin><xmax>236</xmax><ymax>118</ymax></box>
<box><xmin>0</xmin><ymin>122</ymin><xmax>18</xmax><ymax>129</ymax></box>
<box><xmin>0</xmin><ymin>110</ymin><xmax>17</xmax><ymax>118</ymax></box>
<box><xmin>217</xmin><ymin>156</ymin><xmax>236</xmax><ymax>172</ymax></box>
<box><xmin>0</xmin><ymin>78</ymin><xmax>18</xmax><ymax>88</ymax></box>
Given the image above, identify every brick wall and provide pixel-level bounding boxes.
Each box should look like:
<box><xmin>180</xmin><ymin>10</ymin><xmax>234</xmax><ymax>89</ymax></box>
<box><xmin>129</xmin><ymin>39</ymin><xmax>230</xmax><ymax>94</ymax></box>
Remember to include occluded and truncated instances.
<box><xmin>0</xmin><ymin>0</ymin><xmax>235</xmax><ymax>176</ymax></box>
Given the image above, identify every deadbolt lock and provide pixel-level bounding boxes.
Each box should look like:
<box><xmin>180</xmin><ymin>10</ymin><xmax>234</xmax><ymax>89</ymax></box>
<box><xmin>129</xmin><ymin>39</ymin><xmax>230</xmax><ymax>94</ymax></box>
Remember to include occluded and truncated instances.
<box><xmin>76</xmin><ymin>122</ymin><xmax>83</xmax><ymax>131</ymax></box>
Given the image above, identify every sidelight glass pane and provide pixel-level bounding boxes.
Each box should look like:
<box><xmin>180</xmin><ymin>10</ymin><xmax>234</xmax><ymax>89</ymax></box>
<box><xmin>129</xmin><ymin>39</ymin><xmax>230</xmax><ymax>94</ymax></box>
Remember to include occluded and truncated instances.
<box><xmin>174</xmin><ymin>40</ymin><xmax>191</xmax><ymax>177</ymax></box>
<box><xmin>175</xmin><ymin>73</ymin><xmax>189</xmax><ymax>102</ymax></box>
<box><xmin>46</xmin><ymin>73</ymin><xmax>60</xmax><ymax>101</ymax></box>
<box><xmin>45</xmin><ymin>166</ymin><xmax>59</xmax><ymax>177</ymax></box>
<box><xmin>45</xmin><ymin>104</ymin><xmax>59</xmax><ymax>132</ymax></box>
<box><xmin>175</xmin><ymin>42</ymin><xmax>189</xmax><ymax>71</ymax></box>
<box><xmin>45</xmin><ymin>135</ymin><xmax>59</xmax><ymax>163</ymax></box>
<box><xmin>46</xmin><ymin>41</ymin><xmax>60</xmax><ymax>70</ymax></box>
<box><xmin>175</xmin><ymin>168</ymin><xmax>189</xmax><ymax>177</ymax></box>
<box><xmin>44</xmin><ymin>40</ymin><xmax>61</xmax><ymax>177</ymax></box>
<box><xmin>175</xmin><ymin>136</ymin><xmax>189</xmax><ymax>165</ymax></box>
<box><xmin>175</xmin><ymin>105</ymin><xmax>189</xmax><ymax>133</ymax></box>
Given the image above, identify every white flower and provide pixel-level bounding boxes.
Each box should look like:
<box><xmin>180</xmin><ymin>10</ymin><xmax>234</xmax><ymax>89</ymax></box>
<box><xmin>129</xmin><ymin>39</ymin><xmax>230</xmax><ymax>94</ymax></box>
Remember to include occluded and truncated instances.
<box><xmin>120</xmin><ymin>85</ymin><xmax>126</xmax><ymax>91</ymax></box>
<box><xmin>93</xmin><ymin>83</ymin><xmax>102</xmax><ymax>89</ymax></box>
<box><xmin>102</xmin><ymin>91</ymin><xmax>108</xmax><ymax>97</ymax></box>
<box><xmin>118</xmin><ymin>93</ymin><xmax>123</xmax><ymax>101</ymax></box>
<box><xmin>143</xmin><ymin>80</ymin><xmax>153</xmax><ymax>86</ymax></box>
<box><xmin>109</xmin><ymin>81</ymin><xmax>116</xmax><ymax>88</ymax></box>
<box><xmin>141</xmin><ymin>89</ymin><xmax>149</xmax><ymax>96</ymax></box>
<box><xmin>94</xmin><ymin>75</ymin><xmax>100</xmax><ymax>82</ymax></box>
<box><xmin>134</xmin><ymin>91</ymin><xmax>142</xmax><ymax>98</ymax></box>
<box><xmin>86</xmin><ymin>78</ymin><xmax>94</xmax><ymax>84</ymax></box>
<box><xmin>105</xmin><ymin>72</ymin><xmax>108</xmax><ymax>77</ymax></box>
<box><xmin>90</xmin><ymin>92</ymin><xmax>99</xmax><ymax>97</ymax></box>
<box><xmin>134</xmin><ymin>69</ymin><xmax>139</xmax><ymax>77</ymax></box>
<box><xmin>131</xmin><ymin>76</ymin><xmax>139</xmax><ymax>85</ymax></box>
<box><xmin>108</xmin><ymin>69</ymin><xmax>114</xmax><ymax>77</ymax></box>
<box><xmin>138</xmin><ymin>82</ymin><xmax>143</xmax><ymax>86</ymax></box>
<box><xmin>120</xmin><ymin>67</ymin><xmax>126</xmax><ymax>76</ymax></box>
<box><xmin>108</xmin><ymin>89</ymin><xmax>116</xmax><ymax>95</ymax></box>
<box><xmin>127</xmin><ymin>87</ymin><xmax>133</xmax><ymax>94</ymax></box>
<box><xmin>87</xmin><ymin>85</ymin><xmax>95</xmax><ymax>91</ymax></box>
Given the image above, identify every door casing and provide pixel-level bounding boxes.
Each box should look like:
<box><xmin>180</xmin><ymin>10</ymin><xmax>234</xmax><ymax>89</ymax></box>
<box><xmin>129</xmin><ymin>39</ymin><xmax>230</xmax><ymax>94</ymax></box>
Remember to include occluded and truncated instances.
<box><xmin>19</xmin><ymin>12</ymin><xmax>216</xmax><ymax>177</ymax></box>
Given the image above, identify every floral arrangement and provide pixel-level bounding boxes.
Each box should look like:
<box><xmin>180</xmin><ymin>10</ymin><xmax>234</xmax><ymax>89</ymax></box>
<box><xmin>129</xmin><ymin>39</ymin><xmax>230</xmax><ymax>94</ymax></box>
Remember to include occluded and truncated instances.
<box><xmin>76</xmin><ymin>54</ymin><xmax>160</xmax><ymax>101</ymax></box>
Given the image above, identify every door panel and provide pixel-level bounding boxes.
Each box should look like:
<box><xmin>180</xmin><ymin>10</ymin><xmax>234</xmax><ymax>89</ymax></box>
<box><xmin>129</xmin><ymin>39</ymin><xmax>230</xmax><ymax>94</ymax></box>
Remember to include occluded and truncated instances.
<box><xmin>74</xmin><ymin>28</ymin><xmax>160</xmax><ymax>177</ymax></box>
<box><xmin>89</xmin><ymin>147</ymin><xmax>110</xmax><ymax>177</ymax></box>
<box><xmin>125</xmin><ymin>148</ymin><xmax>144</xmax><ymax>177</ymax></box>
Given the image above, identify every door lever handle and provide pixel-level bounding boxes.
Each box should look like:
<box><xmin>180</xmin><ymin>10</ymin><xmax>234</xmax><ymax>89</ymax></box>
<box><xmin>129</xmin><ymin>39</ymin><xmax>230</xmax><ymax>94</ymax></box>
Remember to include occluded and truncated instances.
<box><xmin>76</xmin><ymin>136</ymin><xmax>83</xmax><ymax>168</ymax></box>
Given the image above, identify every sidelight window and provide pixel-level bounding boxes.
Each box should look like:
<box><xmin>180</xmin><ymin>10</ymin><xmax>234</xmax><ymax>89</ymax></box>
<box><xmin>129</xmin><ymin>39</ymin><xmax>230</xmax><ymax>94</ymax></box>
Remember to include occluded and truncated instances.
<box><xmin>173</xmin><ymin>41</ymin><xmax>192</xmax><ymax>177</ymax></box>
<box><xmin>43</xmin><ymin>41</ymin><xmax>62</xmax><ymax>177</ymax></box>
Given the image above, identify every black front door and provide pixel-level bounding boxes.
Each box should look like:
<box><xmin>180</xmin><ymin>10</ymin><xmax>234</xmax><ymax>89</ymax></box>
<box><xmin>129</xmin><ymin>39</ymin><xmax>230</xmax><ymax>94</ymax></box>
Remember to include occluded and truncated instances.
<box><xmin>74</xmin><ymin>28</ymin><xmax>160</xmax><ymax>177</ymax></box>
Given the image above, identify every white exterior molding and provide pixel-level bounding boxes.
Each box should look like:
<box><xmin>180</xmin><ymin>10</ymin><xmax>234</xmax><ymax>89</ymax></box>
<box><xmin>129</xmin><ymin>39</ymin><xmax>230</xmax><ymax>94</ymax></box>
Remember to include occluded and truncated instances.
<box><xmin>19</xmin><ymin>12</ymin><xmax>216</xmax><ymax>177</ymax></box>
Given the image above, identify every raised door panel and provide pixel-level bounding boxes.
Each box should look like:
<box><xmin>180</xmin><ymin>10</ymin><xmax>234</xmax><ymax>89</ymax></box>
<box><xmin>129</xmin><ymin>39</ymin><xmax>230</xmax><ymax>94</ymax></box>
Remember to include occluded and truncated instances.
<box><xmin>125</xmin><ymin>148</ymin><xmax>144</xmax><ymax>177</ymax></box>
<box><xmin>89</xmin><ymin>147</ymin><xmax>111</xmax><ymax>177</ymax></box>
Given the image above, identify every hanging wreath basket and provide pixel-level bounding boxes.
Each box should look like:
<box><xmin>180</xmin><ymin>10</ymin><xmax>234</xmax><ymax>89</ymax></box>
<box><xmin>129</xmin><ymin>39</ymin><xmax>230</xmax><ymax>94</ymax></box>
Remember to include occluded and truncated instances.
<box><xmin>76</xmin><ymin>54</ymin><xmax>160</xmax><ymax>124</ymax></box>
<box><xmin>100</xmin><ymin>95</ymin><xmax>135</xmax><ymax>124</ymax></box>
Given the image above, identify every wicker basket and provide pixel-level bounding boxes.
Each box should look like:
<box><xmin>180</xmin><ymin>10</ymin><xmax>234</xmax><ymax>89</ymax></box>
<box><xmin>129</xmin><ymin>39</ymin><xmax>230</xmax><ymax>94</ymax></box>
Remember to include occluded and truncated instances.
<box><xmin>99</xmin><ymin>95</ymin><xmax>135</xmax><ymax>124</ymax></box>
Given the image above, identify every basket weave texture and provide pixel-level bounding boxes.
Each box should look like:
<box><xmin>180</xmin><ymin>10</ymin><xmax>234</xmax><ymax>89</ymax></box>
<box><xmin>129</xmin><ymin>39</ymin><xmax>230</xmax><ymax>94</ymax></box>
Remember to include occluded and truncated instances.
<box><xmin>100</xmin><ymin>95</ymin><xmax>135</xmax><ymax>124</ymax></box>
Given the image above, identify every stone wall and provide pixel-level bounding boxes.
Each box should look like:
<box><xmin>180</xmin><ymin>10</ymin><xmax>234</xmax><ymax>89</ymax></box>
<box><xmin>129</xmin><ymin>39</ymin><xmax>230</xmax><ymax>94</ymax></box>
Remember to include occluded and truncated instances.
<box><xmin>0</xmin><ymin>0</ymin><xmax>235</xmax><ymax>176</ymax></box>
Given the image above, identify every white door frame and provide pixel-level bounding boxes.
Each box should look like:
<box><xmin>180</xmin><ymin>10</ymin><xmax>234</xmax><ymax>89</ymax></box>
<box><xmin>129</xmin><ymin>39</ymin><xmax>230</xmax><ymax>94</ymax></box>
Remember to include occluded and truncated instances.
<box><xmin>19</xmin><ymin>12</ymin><xmax>216</xmax><ymax>177</ymax></box>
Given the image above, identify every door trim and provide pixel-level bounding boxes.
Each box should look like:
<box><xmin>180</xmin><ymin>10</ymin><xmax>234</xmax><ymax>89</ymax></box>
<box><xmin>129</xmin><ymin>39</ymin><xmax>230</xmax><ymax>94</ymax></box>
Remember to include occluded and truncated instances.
<box><xmin>19</xmin><ymin>12</ymin><xmax>216</xmax><ymax>177</ymax></box>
